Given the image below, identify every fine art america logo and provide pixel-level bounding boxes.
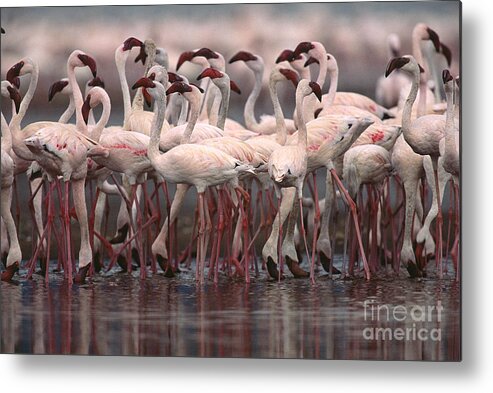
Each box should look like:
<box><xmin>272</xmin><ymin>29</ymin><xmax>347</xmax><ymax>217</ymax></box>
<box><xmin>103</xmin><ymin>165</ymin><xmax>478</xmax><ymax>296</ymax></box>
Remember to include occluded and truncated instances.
<box><xmin>362</xmin><ymin>300</ymin><xmax>443</xmax><ymax>342</ymax></box>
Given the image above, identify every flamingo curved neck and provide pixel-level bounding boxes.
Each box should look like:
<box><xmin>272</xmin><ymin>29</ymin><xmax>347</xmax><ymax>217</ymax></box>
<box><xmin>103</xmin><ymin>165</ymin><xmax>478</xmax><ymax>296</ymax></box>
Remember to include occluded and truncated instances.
<box><xmin>1</xmin><ymin>112</ymin><xmax>12</xmax><ymax>153</ymax></box>
<box><xmin>325</xmin><ymin>62</ymin><xmax>339</xmax><ymax>107</ymax></box>
<box><xmin>244</xmin><ymin>65</ymin><xmax>264</xmax><ymax>131</ymax></box>
<box><xmin>296</xmin><ymin>90</ymin><xmax>308</xmax><ymax>149</ymax></box>
<box><xmin>133</xmin><ymin>45</ymin><xmax>156</xmax><ymax>112</ymax></box>
<box><xmin>180</xmin><ymin>93</ymin><xmax>201</xmax><ymax>144</ymax></box>
<box><xmin>216</xmin><ymin>81</ymin><xmax>230</xmax><ymax>131</ymax></box>
<box><xmin>59</xmin><ymin>95</ymin><xmax>75</xmax><ymax>124</ymax></box>
<box><xmin>67</xmin><ymin>62</ymin><xmax>87</xmax><ymax>133</ymax></box>
<box><xmin>444</xmin><ymin>86</ymin><xmax>455</xmax><ymax>160</ymax></box>
<box><xmin>9</xmin><ymin>63</ymin><xmax>39</xmax><ymax>131</ymax></box>
<box><xmin>91</xmin><ymin>95</ymin><xmax>111</xmax><ymax>141</ymax></box>
<box><xmin>402</xmin><ymin>67</ymin><xmax>420</xmax><ymax>135</ymax></box>
<box><xmin>412</xmin><ymin>30</ymin><xmax>429</xmax><ymax>113</ymax></box>
<box><xmin>148</xmin><ymin>92</ymin><xmax>167</xmax><ymax>164</ymax></box>
<box><xmin>178</xmin><ymin>96</ymin><xmax>189</xmax><ymax>125</ymax></box>
<box><xmin>268</xmin><ymin>77</ymin><xmax>287</xmax><ymax>146</ymax></box>
<box><xmin>115</xmin><ymin>47</ymin><xmax>132</xmax><ymax>129</ymax></box>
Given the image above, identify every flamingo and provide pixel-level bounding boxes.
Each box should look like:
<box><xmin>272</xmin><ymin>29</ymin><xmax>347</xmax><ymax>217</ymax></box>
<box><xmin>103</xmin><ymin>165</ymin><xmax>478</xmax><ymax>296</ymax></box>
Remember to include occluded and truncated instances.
<box><xmin>1</xmin><ymin>81</ymin><xmax>22</xmax><ymax>281</ymax></box>
<box><xmin>134</xmin><ymin>77</ymin><xmax>254</xmax><ymax>282</ymax></box>
<box><xmin>386</xmin><ymin>55</ymin><xmax>446</xmax><ymax>277</ymax></box>
<box><xmin>20</xmin><ymin>50</ymin><xmax>102</xmax><ymax>284</ymax></box>
<box><xmin>375</xmin><ymin>33</ymin><xmax>411</xmax><ymax>108</ymax></box>
<box><xmin>228</xmin><ymin>50</ymin><xmax>297</xmax><ymax>135</ymax></box>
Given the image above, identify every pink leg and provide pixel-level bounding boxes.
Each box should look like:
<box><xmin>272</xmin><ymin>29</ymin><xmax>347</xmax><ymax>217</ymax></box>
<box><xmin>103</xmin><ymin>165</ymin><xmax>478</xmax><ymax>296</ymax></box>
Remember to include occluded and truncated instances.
<box><xmin>298</xmin><ymin>198</ymin><xmax>314</xmax><ymax>284</ymax></box>
<box><xmin>330</xmin><ymin>169</ymin><xmax>370</xmax><ymax>280</ymax></box>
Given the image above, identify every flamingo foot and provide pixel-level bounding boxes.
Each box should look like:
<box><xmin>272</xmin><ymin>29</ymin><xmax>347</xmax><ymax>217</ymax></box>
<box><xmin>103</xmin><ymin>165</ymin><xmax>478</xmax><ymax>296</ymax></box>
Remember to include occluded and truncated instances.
<box><xmin>285</xmin><ymin>256</ymin><xmax>309</xmax><ymax>278</ymax></box>
<box><xmin>157</xmin><ymin>255</ymin><xmax>175</xmax><ymax>278</ymax></box>
<box><xmin>266</xmin><ymin>257</ymin><xmax>283</xmax><ymax>280</ymax></box>
<box><xmin>109</xmin><ymin>223</ymin><xmax>129</xmax><ymax>244</ymax></box>
<box><xmin>1</xmin><ymin>262</ymin><xmax>19</xmax><ymax>282</ymax></box>
<box><xmin>74</xmin><ymin>264</ymin><xmax>91</xmax><ymax>284</ymax></box>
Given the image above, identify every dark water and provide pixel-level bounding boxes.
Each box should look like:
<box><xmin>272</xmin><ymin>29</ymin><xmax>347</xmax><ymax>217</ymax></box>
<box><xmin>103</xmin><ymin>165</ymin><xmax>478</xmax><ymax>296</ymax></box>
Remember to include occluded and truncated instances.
<box><xmin>1</xmin><ymin>258</ymin><xmax>460</xmax><ymax>361</ymax></box>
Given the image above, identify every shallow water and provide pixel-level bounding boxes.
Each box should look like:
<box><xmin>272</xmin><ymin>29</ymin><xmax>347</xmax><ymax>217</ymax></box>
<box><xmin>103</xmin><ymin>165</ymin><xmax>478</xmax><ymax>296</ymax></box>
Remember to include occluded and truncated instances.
<box><xmin>0</xmin><ymin>259</ymin><xmax>460</xmax><ymax>360</ymax></box>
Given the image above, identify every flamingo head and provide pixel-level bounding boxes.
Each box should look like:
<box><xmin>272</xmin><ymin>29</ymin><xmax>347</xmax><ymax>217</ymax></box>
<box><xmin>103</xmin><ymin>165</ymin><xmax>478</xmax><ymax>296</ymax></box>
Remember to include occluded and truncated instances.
<box><xmin>69</xmin><ymin>50</ymin><xmax>97</xmax><ymax>77</ymax></box>
<box><xmin>278</xmin><ymin>68</ymin><xmax>299</xmax><ymax>87</ymax></box>
<box><xmin>197</xmin><ymin>67</ymin><xmax>224</xmax><ymax>81</ymax></box>
<box><xmin>168</xmin><ymin>72</ymin><xmax>184</xmax><ymax>83</ymax></box>
<box><xmin>229</xmin><ymin>50</ymin><xmax>263</xmax><ymax>72</ymax></box>
<box><xmin>385</xmin><ymin>56</ymin><xmax>423</xmax><ymax>77</ymax></box>
<box><xmin>276</xmin><ymin>49</ymin><xmax>299</xmax><ymax>64</ymax></box>
<box><xmin>426</xmin><ymin>27</ymin><xmax>441</xmax><ymax>52</ymax></box>
<box><xmin>193</xmin><ymin>47</ymin><xmax>219</xmax><ymax>60</ymax></box>
<box><xmin>293</xmin><ymin>41</ymin><xmax>315</xmax><ymax>58</ymax></box>
<box><xmin>82</xmin><ymin>87</ymin><xmax>108</xmax><ymax>124</ymax></box>
<box><xmin>166</xmin><ymin>81</ymin><xmax>193</xmax><ymax>96</ymax></box>
<box><xmin>122</xmin><ymin>37</ymin><xmax>144</xmax><ymax>51</ymax></box>
<box><xmin>440</xmin><ymin>43</ymin><xmax>452</xmax><ymax>66</ymax></box>
<box><xmin>176</xmin><ymin>50</ymin><xmax>195</xmax><ymax>71</ymax></box>
<box><xmin>304</xmin><ymin>56</ymin><xmax>318</xmax><ymax>67</ymax></box>
<box><xmin>48</xmin><ymin>79</ymin><xmax>70</xmax><ymax>101</ymax></box>
<box><xmin>6</xmin><ymin>60</ymin><xmax>25</xmax><ymax>83</ymax></box>
<box><xmin>87</xmin><ymin>76</ymin><xmax>105</xmax><ymax>89</ymax></box>
<box><xmin>229</xmin><ymin>50</ymin><xmax>258</xmax><ymax>64</ymax></box>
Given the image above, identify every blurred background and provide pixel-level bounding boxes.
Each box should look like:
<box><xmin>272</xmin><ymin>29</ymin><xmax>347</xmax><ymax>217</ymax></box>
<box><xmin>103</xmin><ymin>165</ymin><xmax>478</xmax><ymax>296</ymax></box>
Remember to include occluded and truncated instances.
<box><xmin>1</xmin><ymin>2</ymin><xmax>460</xmax><ymax>125</ymax></box>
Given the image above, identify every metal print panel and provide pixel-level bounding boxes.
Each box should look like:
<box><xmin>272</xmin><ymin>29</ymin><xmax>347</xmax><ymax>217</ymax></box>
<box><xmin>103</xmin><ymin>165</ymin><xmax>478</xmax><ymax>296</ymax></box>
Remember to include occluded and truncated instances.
<box><xmin>0</xmin><ymin>1</ymin><xmax>461</xmax><ymax>360</ymax></box>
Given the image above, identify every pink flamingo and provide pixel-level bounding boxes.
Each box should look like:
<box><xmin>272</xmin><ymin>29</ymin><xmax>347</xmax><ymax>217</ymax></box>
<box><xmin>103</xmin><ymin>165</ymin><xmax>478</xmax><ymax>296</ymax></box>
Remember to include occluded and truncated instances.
<box><xmin>229</xmin><ymin>50</ymin><xmax>297</xmax><ymax>135</ymax></box>
<box><xmin>386</xmin><ymin>55</ymin><xmax>446</xmax><ymax>277</ymax></box>
<box><xmin>1</xmin><ymin>81</ymin><xmax>22</xmax><ymax>281</ymax></box>
<box><xmin>134</xmin><ymin>77</ymin><xmax>254</xmax><ymax>283</ymax></box>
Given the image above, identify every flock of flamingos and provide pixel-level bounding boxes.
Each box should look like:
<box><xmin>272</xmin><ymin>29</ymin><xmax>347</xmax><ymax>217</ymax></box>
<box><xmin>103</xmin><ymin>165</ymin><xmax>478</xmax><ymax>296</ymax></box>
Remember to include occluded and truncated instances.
<box><xmin>0</xmin><ymin>22</ymin><xmax>459</xmax><ymax>285</ymax></box>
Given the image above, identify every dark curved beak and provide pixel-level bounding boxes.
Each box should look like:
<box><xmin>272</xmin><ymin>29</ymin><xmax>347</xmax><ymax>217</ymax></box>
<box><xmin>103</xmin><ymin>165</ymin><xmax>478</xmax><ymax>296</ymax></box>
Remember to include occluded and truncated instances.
<box><xmin>1</xmin><ymin>27</ymin><xmax>5</xmax><ymax>34</ymax></box>
<box><xmin>7</xmin><ymin>86</ymin><xmax>22</xmax><ymax>113</ymax></box>
<box><xmin>48</xmin><ymin>80</ymin><xmax>69</xmax><ymax>102</ymax></box>
<box><xmin>143</xmin><ymin>89</ymin><xmax>152</xmax><ymax>108</ymax></box>
<box><xmin>88</xmin><ymin>76</ymin><xmax>105</xmax><ymax>89</ymax></box>
<box><xmin>440</xmin><ymin>43</ymin><xmax>452</xmax><ymax>66</ymax></box>
<box><xmin>304</xmin><ymin>56</ymin><xmax>319</xmax><ymax>67</ymax></box>
<box><xmin>309</xmin><ymin>81</ymin><xmax>322</xmax><ymax>102</ymax></box>
<box><xmin>193</xmin><ymin>48</ymin><xmax>219</xmax><ymax>60</ymax></box>
<box><xmin>6</xmin><ymin>61</ymin><xmax>24</xmax><ymax>84</ymax></box>
<box><xmin>442</xmin><ymin>69</ymin><xmax>453</xmax><ymax>84</ymax></box>
<box><xmin>132</xmin><ymin>77</ymin><xmax>155</xmax><ymax>90</ymax></box>
<box><xmin>176</xmin><ymin>51</ymin><xmax>194</xmax><ymax>71</ymax></box>
<box><xmin>293</xmin><ymin>41</ymin><xmax>314</xmax><ymax>58</ymax></box>
<box><xmin>426</xmin><ymin>27</ymin><xmax>441</xmax><ymax>52</ymax></box>
<box><xmin>78</xmin><ymin>54</ymin><xmax>97</xmax><ymax>77</ymax></box>
<box><xmin>230</xmin><ymin>80</ymin><xmax>241</xmax><ymax>95</ymax></box>
<box><xmin>385</xmin><ymin>57</ymin><xmax>410</xmax><ymax>77</ymax></box>
<box><xmin>134</xmin><ymin>45</ymin><xmax>147</xmax><ymax>65</ymax></box>
<box><xmin>276</xmin><ymin>49</ymin><xmax>295</xmax><ymax>64</ymax></box>
<box><xmin>229</xmin><ymin>51</ymin><xmax>257</xmax><ymax>64</ymax></box>
<box><xmin>279</xmin><ymin>68</ymin><xmax>299</xmax><ymax>88</ymax></box>
<box><xmin>166</xmin><ymin>81</ymin><xmax>192</xmax><ymax>96</ymax></box>
<box><xmin>197</xmin><ymin>67</ymin><xmax>223</xmax><ymax>80</ymax></box>
<box><xmin>168</xmin><ymin>72</ymin><xmax>184</xmax><ymax>83</ymax></box>
<box><xmin>122</xmin><ymin>37</ymin><xmax>144</xmax><ymax>51</ymax></box>
<box><xmin>82</xmin><ymin>94</ymin><xmax>91</xmax><ymax>125</ymax></box>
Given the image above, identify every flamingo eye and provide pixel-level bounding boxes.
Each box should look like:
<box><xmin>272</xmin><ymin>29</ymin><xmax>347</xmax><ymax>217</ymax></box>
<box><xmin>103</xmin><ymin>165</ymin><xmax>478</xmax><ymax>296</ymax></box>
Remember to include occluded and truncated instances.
<box><xmin>347</xmin><ymin>123</ymin><xmax>353</xmax><ymax>129</ymax></box>
<box><xmin>287</xmin><ymin>169</ymin><xmax>292</xmax><ymax>175</ymax></box>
